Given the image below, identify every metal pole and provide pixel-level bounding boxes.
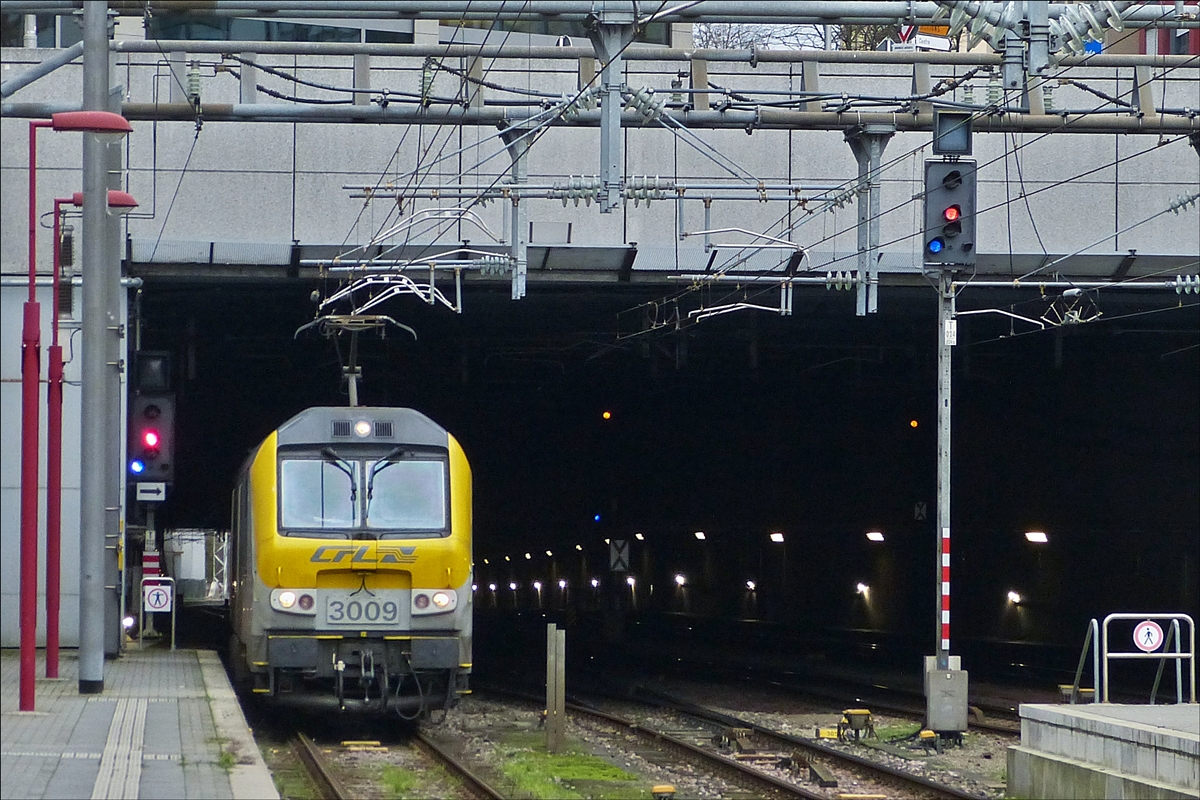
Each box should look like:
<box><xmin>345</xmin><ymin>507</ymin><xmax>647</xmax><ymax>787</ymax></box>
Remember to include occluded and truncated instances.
<box><xmin>104</xmin><ymin>84</ymin><xmax>124</xmax><ymax>657</ymax></box>
<box><xmin>47</xmin><ymin>197</ymin><xmax>69</xmax><ymax>680</ymax></box>
<box><xmin>78</xmin><ymin>0</ymin><xmax>109</xmax><ymax>695</ymax></box>
<box><xmin>936</xmin><ymin>270</ymin><xmax>955</xmax><ymax>670</ymax></box>
<box><xmin>19</xmin><ymin>118</ymin><xmax>51</xmax><ymax>712</ymax></box>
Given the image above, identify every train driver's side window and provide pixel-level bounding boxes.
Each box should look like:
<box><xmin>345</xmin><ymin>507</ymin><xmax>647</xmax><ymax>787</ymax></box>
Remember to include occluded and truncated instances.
<box><xmin>280</xmin><ymin>459</ymin><xmax>359</xmax><ymax>530</ymax></box>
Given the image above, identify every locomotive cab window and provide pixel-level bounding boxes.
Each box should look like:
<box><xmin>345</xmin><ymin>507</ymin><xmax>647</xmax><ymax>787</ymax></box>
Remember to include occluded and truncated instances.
<box><xmin>280</xmin><ymin>458</ymin><xmax>360</xmax><ymax>531</ymax></box>
<box><xmin>365</xmin><ymin>458</ymin><xmax>447</xmax><ymax>532</ymax></box>
<box><xmin>278</xmin><ymin>448</ymin><xmax>449</xmax><ymax>538</ymax></box>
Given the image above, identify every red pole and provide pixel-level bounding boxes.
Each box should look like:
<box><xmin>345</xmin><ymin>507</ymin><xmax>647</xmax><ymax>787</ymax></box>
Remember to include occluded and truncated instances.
<box><xmin>46</xmin><ymin>198</ymin><xmax>69</xmax><ymax>679</ymax></box>
<box><xmin>20</xmin><ymin>120</ymin><xmax>51</xmax><ymax>711</ymax></box>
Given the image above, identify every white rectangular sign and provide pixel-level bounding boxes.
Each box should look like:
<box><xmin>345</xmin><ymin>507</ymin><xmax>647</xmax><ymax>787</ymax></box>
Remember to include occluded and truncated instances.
<box><xmin>143</xmin><ymin>582</ymin><xmax>173</xmax><ymax>613</ymax></box>
<box><xmin>136</xmin><ymin>482</ymin><xmax>167</xmax><ymax>502</ymax></box>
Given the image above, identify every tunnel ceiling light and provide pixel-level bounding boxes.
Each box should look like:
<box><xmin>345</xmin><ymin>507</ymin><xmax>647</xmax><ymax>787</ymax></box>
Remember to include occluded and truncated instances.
<box><xmin>558</xmin><ymin>579</ymin><xmax>567</xmax><ymax>589</ymax></box>
<box><xmin>590</xmin><ymin>578</ymin><xmax>599</xmax><ymax>588</ymax></box>
<box><xmin>866</xmin><ymin>531</ymin><xmax>885</xmax><ymax>542</ymax></box>
<box><xmin>1008</xmin><ymin>590</ymin><xmax>1022</xmax><ymax>603</ymax></box>
<box><xmin>626</xmin><ymin>576</ymin><xmax>636</xmax><ymax>586</ymax></box>
<box><xmin>575</xmin><ymin>543</ymin><xmax>583</xmax><ymax>551</ymax></box>
<box><xmin>674</xmin><ymin>573</ymin><xmax>687</xmax><ymax>586</ymax></box>
<box><xmin>770</xmin><ymin>532</ymin><xmax>785</xmax><ymax>543</ymax></box>
<box><xmin>856</xmin><ymin>582</ymin><xmax>869</xmax><ymax>595</ymax></box>
<box><xmin>746</xmin><ymin>580</ymin><xmax>756</xmax><ymax>591</ymax></box>
<box><xmin>533</xmin><ymin>581</ymin><xmax>542</xmax><ymax>590</ymax></box>
<box><xmin>509</xmin><ymin>582</ymin><xmax>517</xmax><ymax>590</ymax></box>
<box><xmin>545</xmin><ymin>550</ymin><xmax>553</xmax><ymax>557</ymax></box>
<box><xmin>634</xmin><ymin>532</ymin><xmax>645</xmax><ymax>540</ymax></box>
<box><xmin>1025</xmin><ymin>531</ymin><xmax>1048</xmax><ymax>544</ymax></box>
<box><xmin>694</xmin><ymin>531</ymin><xmax>706</xmax><ymax>541</ymax></box>
<box><xmin>524</xmin><ymin>552</ymin><xmax>532</xmax><ymax>560</ymax></box>
<box><xmin>488</xmin><ymin>583</ymin><xmax>496</xmax><ymax>591</ymax></box>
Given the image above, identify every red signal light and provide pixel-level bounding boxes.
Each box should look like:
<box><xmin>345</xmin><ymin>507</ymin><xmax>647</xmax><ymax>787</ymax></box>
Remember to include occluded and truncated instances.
<box><xmin>943</xmin><ymin>204</ymin><xmax>961</xmax><ymax>222</ymax></box>
<box><xmin>143</xmin><ymin>430</ymin><xmax>159</xmax><ymax>448</ymax></box>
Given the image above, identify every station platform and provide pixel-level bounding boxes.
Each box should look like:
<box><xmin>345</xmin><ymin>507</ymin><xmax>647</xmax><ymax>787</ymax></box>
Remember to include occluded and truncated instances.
<box><xmin>1</xmin><ymin>645</ymin><xmax>278</xmax><ymax>800</ymax></box>
<box><xmin>1007</xmin><ymin>702</ymin><xmax>1200</xmax><ymax>799</ymax></box>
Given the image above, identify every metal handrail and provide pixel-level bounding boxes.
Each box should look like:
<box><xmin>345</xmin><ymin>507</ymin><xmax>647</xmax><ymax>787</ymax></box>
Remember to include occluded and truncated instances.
<box><xmin>1101</xmin><ymin>613</ymin><xmax>1196</xmax><ymax>704</ymax></box>
<box><xmin>1150</xmin><ymin>619</ymin><xmax>1185</xmax><ymax>705</ymax></box>
<box><xmin>1068</xmin><ymin>618</ymin><xmax>1101</xmax><ymax>704</ymax></box>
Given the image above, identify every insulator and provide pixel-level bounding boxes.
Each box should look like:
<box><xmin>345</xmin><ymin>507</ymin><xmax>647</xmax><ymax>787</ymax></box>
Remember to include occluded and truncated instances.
<box><xmin>1042</xmin><ymin>82</ymin><xmax>1055</xmax><ymax>111</ymax></box>
<box><xmin>1169</xmin><ymin>193</ymin><xmax>1199</xmax><ymax>214</ymax></box>
<box><xmin>987</xmin><ymin>71</ymin><xmax>1002</xmax><ymax>106</ymax></box>
<box><xmin>962</xmin><ymin>83</ymin><xmax>975</xmax><ymax>106</ymax></box>
<box><xmin>60</xmin><ymin>224</ymin><xmax>74</xmax><ymax>269</ymax></box>
<box><xmin>187</xmin><ymin>60</ymin><xmax>201</xmax><ymax>103</ymax></box>
<box><xmin>421</xmin><ymin>58</ymin><xmax>434</xmax><ymax>104</ymax></box>
<box><xmin>1177</xmin><ymin>275</ymin><xmax>1199</xmax><ymax>295</ymax></box>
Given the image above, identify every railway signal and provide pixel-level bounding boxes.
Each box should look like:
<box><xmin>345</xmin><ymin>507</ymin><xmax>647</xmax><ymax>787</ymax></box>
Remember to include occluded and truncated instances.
<box><xmin>129</xmin><ymin>394</ymin><xmax>174</xmax><ymax>482</ymax></box>
<box><xmin>923</xmin><ymin>160</ymin><xmax>977</xmax><ymax>267</ymax></box>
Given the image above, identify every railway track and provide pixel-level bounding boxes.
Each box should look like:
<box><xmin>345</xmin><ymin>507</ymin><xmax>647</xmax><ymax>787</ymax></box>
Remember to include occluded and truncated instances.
<box><xmin>292</xmin><ymin>732</ymin><xmax>351</xmax><ymax>800</ymax></box>
<box><xmin>413</xmin><ymin>730</ymin><xmax>507</xmax><ymax>800</ymax></box>
<box><xmin>291</xmin><ymin>730</ymin><xmax>506</xmax><ymax>800</ymax></box>
<box><xmin>621</xmin><ymin>689</ymin><xmax>990</xmax><ymax>799</ymax></box>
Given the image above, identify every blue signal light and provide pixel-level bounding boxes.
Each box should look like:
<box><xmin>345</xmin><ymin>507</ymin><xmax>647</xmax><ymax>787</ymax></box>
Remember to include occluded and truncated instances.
<box><xmin>593</xmin><ymin>514</ymin><xmax>601</xmax><ymax>522</ymax></box>
<box><xmin>130</xmin><ymin>459</ymin><xmax>145</xmax><ymax>474</ymax></box>
<box><xmin>927</xmin><ymin>237</ymin><xmax>945</xmax><ymax>254</ymax></box>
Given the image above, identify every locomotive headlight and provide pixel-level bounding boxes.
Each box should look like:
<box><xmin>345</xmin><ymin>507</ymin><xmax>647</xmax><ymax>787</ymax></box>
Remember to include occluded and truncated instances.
<box><xmin>354</xmin><ymin>420</ymin><xmax>371</xmax><ymax>437</ymax></box>
<box><xmin>270</xmin><ymin>588</ymin><xmax>317</xmax><ymax>615</ymax></box>
<box><xmin>412</xmin><ymin>590</ymin><xmax>457</xmax><ymax>615</ymax></box>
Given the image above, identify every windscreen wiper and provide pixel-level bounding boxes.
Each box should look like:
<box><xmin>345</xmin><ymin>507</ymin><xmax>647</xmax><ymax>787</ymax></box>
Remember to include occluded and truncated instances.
<box><xmin>320</xmin><ymin>446</ymin><xmax>357</xmax><ymax>504</ymax></box>
<box><xmin>364</xmin><ymin>446</ymin><xmax>405</xmax><ymax>523</ymax></box>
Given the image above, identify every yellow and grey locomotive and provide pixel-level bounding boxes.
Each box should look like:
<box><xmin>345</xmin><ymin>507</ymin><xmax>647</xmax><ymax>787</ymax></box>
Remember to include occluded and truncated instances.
<box><xmin>228</xmin><ymin>406</ymin><xmax>472</xmax><ymax>715</ymax></box>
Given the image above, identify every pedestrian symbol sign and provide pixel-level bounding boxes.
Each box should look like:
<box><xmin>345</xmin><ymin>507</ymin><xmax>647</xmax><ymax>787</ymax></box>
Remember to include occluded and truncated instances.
<box><xmin>610</xmin><ymin>539</ymin><xmax>629</xmax><ymax>572</ymax></box>
<box><xmin>1133</xmin><ymin>620</ymin><xmax>1164</xmax><ymax>652</ymax></box>
<box><xmin>144</xmin><ymin>582</ymin><xmax>173</xmax><ymax>613</ymax></box>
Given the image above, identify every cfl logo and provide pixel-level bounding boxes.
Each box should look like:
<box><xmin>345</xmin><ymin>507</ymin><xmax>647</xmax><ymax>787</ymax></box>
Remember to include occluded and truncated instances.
<box><xmin>311</xmin><ymin>545</ymin><xmax>417</xmax><ymax>564</ymax></box>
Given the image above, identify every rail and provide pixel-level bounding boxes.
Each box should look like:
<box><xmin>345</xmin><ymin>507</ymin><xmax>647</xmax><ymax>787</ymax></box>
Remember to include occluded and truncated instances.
<box><xmin>292</xmin><ymin>732</ymin><xmax>350</xmax><ymax>800</ymax></box>
<box><xmin>414</xmin><ymin>730</ymin><xmax>507</xmax><ymax>800</ymax></box>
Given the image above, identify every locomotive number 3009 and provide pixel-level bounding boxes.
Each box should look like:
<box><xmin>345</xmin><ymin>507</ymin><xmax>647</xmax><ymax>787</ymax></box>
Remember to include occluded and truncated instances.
<box><xmin>324</xmin><ymin>596</ymin><xmax>400</xmax><ymax>626</ymax></box>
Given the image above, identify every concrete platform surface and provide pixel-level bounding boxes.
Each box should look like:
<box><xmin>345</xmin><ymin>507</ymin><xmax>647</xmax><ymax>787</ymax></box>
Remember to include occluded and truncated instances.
<box><xmin>1009</xmin><ymin>702</ymin><xmax>1200</xmax><ymax>800</ymax></box>
<box><xmin>1</xmin><ymin>646</ymin><xmax>279</xmax><ymax>800</ymax></box>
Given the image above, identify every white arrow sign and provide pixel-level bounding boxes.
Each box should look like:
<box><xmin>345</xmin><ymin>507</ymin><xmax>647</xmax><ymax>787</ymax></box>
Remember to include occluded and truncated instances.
<box><xmin>136</xmin><ymin>482</ymin><xmax>167</xmax><ymax>502</ymax></box>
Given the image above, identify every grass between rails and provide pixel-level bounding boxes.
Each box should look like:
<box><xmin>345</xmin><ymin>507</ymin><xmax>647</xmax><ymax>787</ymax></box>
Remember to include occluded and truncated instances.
<box><xmin>496</xmin><ymin>731</ymin><xmax>649</xmax><ymax>800</ymax></box>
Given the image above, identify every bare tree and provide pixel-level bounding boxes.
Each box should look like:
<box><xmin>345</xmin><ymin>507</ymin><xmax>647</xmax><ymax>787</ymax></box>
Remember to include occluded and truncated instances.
<box><xmin>837</xmin><ymin>23</ymin><xmax>903</xmax><ymax>51</ymax></box>
<box><xmin>692</xmin><ymin>23</ymin><xmax>827</xmax><ymax>50</ymax></box>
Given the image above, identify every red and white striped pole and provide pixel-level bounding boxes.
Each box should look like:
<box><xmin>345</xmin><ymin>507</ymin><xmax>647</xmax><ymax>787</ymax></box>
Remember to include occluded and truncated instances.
<box><xmin>940</xmin><ymin>527</ymin><xmax>951</xmax><ymax>654</ymax></box>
